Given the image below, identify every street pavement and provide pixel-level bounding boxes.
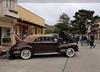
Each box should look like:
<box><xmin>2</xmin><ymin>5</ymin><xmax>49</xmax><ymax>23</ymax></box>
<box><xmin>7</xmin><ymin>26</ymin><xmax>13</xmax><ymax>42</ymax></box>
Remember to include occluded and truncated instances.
<box><xmin>65</xmin><ymin>43</ymin><xmax>100</xmax><ymax>72</ymax></box>
<box><xmin>0</xmin><ymin>41</ymin><xmax>100</xmax><ymax>72</ymax></box>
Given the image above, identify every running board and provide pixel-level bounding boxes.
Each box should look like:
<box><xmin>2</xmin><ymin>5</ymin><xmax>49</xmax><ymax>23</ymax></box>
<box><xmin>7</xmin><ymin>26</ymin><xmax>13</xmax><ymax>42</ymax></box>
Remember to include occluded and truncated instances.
<box><xmin>34</xmin><ymin>52</ymin><xmax>59</xmax><ymax>55</ymax></box>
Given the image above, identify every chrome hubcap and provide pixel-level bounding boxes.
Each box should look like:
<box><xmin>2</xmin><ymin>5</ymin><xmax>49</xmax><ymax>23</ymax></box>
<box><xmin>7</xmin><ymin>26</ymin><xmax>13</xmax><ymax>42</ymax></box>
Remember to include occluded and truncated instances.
<box><xmin>66</xmin><ymin>48</ymin><xmax>75</xmax><ymax>57</ymax></box>
<box><xmin>21</xmin><ymin>49</ymin><xmax>31</xmax><ymax>59</ymax></box>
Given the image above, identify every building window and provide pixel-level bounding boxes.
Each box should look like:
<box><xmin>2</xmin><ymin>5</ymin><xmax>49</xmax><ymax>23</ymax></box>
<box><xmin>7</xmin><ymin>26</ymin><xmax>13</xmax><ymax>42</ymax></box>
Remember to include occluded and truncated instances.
<box><xmin>4</xmin><ymin>28</ymin><xmax>11</xmax><ymax>38</ymax></box>
<box><xmin>19</xmin><ymin>25</ymin><xmax>29</xmax><ymax>39</ymax></box>
<box><xmin>6</xmin><ymin>0</ymin><xmax>9</xmax><ymax>8</ymax></box>
<box><xmin>6</xmin><ymin>0</ymin><xmax>15</xmax><ymax>10</ymax></box>
<box><xmin>6</xmin><ymin>0</ymin><xmax>11</xmax><ymax>9</ymax></box>
<box><xmin>41</xmin><ymin>29</ymin><xmax>43</xmax><ymax>34</ymax></box>
<box><xmin>35</xmin><ymin>28</ymin><xmax>37</xmax><ymax>34</ymax></box>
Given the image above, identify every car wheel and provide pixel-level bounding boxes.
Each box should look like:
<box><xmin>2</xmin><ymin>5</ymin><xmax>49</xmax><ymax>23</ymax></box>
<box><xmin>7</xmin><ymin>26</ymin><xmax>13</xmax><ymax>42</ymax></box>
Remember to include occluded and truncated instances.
<box><xmin>65</xmin><ymin>48</ymin><xmax>75</xmax><ymax>58</ymax></box>
<box><xmin>20</xmin><ymin>49</ymin><xmax>32</xmax><ymax>60</ymax></box>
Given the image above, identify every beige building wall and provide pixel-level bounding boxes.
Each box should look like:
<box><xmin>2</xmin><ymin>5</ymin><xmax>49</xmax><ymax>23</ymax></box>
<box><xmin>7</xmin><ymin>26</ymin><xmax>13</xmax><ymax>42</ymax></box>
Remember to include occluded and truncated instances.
<box><xmin>0</xmin><ymin>20</ymin><xmax>16</xmax><ymax>45</ymax></box>
<box><xmin>0</xmin><ymin>0</ymin><xmax>45</xmax><ymax>46</ymax></box>
<box><xmin>95</xmin><ymin>19</ymin><xmax>100</xmax><ymax>39</ymax></box>
<box><xmin>0</xmin><ymin>0</ymin><xmax>8</xmax><ymax>17</ymax></box>
<box><xmin>0</xmin><ymin>20</ymin><xmax>12</xmax><ymax>27</ymax></box>
<box><xmin>0</xmin><ymin>0</ymin><xmax>18</xmax><ymax>46</ymax></box>
<box><xmin>0</xmin><ymin>0</ymin><xmax>6</xmax><ymax>17</ymax></box>
<box><xmin>0</xmin><ymin>0</ymin><xmax>3</xmax><ymax>16</ymax></box>
<box><xmin>0</xmin><ymin>0</ymin><xmax>18</xmax><ymax>18</ymax></box>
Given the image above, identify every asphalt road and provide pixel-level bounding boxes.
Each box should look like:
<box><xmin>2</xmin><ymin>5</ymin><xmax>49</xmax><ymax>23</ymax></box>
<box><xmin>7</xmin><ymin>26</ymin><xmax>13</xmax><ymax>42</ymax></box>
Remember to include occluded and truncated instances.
<box><xmin>0</xmin><ymin>42</ymin><xmax>100</xmax><ymax>72</ymax></box>
<box><xmin>65</xmin><ymin>43</ymin><xmax>100</xmax><ymax>72</ymax></box>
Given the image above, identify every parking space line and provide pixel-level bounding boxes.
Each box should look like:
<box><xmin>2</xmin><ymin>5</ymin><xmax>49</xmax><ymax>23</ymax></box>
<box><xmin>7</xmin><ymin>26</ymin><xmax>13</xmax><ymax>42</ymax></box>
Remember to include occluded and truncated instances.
<box><xmin>62</xmin><ymin>58</ymin><xmax>68</xmax><ymax>72</ymax></box>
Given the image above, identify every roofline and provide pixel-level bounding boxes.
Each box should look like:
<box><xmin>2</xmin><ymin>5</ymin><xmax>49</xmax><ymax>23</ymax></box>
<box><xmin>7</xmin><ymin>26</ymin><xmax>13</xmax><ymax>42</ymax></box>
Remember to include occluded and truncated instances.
<box><xmin>18</xmin><ymin>19</ymin><xmax>46</xmax><ymax>28</ymax></box>
<box><xmin>17</xmin><ymin>4</ymin><xmax>45</xmax><ymax>21</ymax></box>
<box><xmin>28</xmin><ymin>34</ymin><xmax>54</xmax><ymax>37</ymax></box>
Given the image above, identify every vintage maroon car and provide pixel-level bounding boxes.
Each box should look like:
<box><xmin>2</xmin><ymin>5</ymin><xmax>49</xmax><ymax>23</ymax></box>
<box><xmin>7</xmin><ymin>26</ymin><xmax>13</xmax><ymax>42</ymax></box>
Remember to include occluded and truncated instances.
<box><xmin>8</xmin><ymin>34</ymin><xmax>79</xmax><ymax>60</ymax></box>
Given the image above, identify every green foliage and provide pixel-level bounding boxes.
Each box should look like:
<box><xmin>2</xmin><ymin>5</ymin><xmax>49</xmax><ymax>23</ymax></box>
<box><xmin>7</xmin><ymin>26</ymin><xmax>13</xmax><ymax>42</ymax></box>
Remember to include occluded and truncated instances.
<box><xmin>55</xmin><ymin>13</ymin><xmax>70</xmax><ymax>32</ymax></box>
<box><xmin>45</xmin><ymin>10</ymin><xmax>100</xmax><ymax>34</ymax></box>
<box><xmin>71</xmin><ymin>9</ymin><xmax>100</xmax><ymax>34</ymax></box>
<box><xmin>45</xmin><ymin>26</ymin><xmax>60</xmax><ymax>34</ymax></box>
<box><xmin>45</xmin><ymin>26</ymin><xmax>54</xmax><ymax>34</ymax></box>
<box><xmin>91</xmin><ymin>15</ymin><xmax>100</xmax><ymax>25</ymax></box>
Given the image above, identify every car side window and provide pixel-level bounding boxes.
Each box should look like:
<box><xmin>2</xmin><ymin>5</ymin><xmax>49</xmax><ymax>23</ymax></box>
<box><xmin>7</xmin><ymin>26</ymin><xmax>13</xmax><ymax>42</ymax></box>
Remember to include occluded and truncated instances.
<box><xmin>34</xmin><ymin>38</ymin><xmax>41</xmax><ymax>42</ymax></box>
<box><xmin>44</xmin><ymin>37</ymin><xmax>54</xmax><ymax>42</ymax></box>
<box><xmin>34</xmin><ymin>37</ymin><xmax>55</xmax><ymax>43</ymax></box>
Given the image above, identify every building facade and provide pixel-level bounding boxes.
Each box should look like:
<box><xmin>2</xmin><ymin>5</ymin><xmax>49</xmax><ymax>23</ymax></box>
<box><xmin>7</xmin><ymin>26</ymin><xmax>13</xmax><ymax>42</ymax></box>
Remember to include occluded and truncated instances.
<box><xmin>0</xmin><ymin>0</ymin><xmax>45</xmax><ymax>46</ymax></box>
<box><xmin>0</xmin><ymin>0</ymin><xmax>18</xmax><ymax>46</ymax></box>
<box><xmin>15</xmin><ymin>5</ymin><xmax>45</xmax><ymax>41</ymax></box>
<box><xmin>90</xmin><ymin>19</ymin><xmax>100</xmax><ymax>39</ymax></box>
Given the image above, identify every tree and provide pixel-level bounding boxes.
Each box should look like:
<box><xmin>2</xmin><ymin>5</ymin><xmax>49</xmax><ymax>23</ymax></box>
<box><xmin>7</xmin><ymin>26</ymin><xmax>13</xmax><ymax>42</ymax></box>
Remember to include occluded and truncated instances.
<box><xmin>55</xmin><ymin>13</ymin><xmax>70</xmax><ymax>32</ymax></box>
<box><xmin>71</xmin><ymin>9</ymin><xmax>100</xmax><ymax>34</ymax></box>
<box><xmin>45</xmin><ymin>25</ymin><xmax>55</xmax><ymax>34</ymax></box>
<box><xmin>45</xmin><ymin>25</ymin><xmax>59</xmax><ymax>34</ymax></box>
<box><xmin>92</xmin><ymin>15</ymin><xmax>100</xmax><ymax>25</ymax></box>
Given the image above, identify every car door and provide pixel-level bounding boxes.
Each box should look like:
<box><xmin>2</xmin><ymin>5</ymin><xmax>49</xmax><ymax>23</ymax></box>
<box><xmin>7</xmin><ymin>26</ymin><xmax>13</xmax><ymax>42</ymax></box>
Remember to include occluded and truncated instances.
<box><xmin>33</xmin><ymin>37</ymin><xmax>58</xmax><ymax>53</ymax></box>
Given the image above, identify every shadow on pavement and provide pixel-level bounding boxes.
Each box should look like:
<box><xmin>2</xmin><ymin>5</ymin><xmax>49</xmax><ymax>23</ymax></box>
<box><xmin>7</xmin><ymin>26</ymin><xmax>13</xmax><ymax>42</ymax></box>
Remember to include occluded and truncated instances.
<box><xmin>0</xmin><ymin>54</ymin><xmax>66</xmax><ymax>60</ymax></box>
<box><xmin>0</xmin><ymin>54</ymin><xmax>79</xmax><ymax>60</ymax></box>
<box><xmin>31</xmin><ymin>54</ymin><xmax>66</xmax><ymax>59</ymax></box>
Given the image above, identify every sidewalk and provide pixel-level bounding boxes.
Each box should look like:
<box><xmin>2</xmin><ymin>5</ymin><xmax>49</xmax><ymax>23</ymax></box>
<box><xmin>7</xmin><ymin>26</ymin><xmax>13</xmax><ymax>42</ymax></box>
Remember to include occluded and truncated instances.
<box><xmin>0</xmin><ymin>46</ymin><xmax>11</xmax><ymax>57</ymax></box>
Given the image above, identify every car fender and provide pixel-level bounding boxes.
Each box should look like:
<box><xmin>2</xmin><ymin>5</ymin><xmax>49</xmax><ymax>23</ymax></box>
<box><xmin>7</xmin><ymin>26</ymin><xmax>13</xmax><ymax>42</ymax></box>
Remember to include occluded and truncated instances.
<box><xmin>59</xmin><ymin>43</ymin><xmax>79</xmax><ymax>52</ymax></box>
<box><xmin>59</xmin><ymin>43</ymin><xmax>77</xmax><ymax>49</ymax></box>
<box><xmin>16</xmin><ymin>45</ymin><xmax>33</xmax><ymax>50</ymax></box>
<box><xmin>12</xmin><ymin>45</ymin><xmax>33</xmax><ymax>55</ymax></box>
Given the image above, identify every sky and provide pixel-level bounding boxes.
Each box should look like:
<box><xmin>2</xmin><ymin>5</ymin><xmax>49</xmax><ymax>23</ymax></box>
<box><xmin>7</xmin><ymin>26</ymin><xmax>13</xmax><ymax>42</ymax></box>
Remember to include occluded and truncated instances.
<box><xmin>18</xmin><ymin>3</ymin><xmax>100</xmax><ymax>26</ymax></box>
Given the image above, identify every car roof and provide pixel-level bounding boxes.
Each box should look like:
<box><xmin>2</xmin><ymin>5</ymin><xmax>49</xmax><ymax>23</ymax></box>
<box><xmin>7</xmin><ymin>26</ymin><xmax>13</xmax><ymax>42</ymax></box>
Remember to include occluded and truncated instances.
<box><xmin>23</xmin><ymin>34</ymin><xmax>54</xmax><ymax>43</ymax></box>
<box><xmin>28</xmin><ymin>34</ymin><xmax>54</xmax><ymax>38</ymax></box>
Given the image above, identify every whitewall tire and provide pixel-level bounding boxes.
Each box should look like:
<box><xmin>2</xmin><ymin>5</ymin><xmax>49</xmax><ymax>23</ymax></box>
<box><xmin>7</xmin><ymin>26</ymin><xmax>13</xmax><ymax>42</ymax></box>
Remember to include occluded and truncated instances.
<box><xmin>20</xmin><ymin>49</ymin><xmax>32</xmax><ymax>60</ymax></box>
<box><xmin>66</xmin><ymin>48</ymin><xmax>75</xmax><ymax>57</ymax></box>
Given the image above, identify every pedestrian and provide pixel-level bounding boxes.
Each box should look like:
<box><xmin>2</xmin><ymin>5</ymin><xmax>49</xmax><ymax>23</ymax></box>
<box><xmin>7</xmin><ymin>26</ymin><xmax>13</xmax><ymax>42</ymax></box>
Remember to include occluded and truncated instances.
<box><xmin>89</xmin><ymin>32</ymin><xmax>96</xmax><ymax>48</ymax></box>
<box><xmin>80</xmin><ymin>35</ymin><xmax>84</xmax><ymax>46</ymax></box>
<box><xmin>83</xmin><ymin>35</ymin><xmax>87</xmax><ymax>44</ymax></box>
<box><xmin>86</xmin><ymin>36</ymin><xmax>90</xmax><ymax>46</ymax></box>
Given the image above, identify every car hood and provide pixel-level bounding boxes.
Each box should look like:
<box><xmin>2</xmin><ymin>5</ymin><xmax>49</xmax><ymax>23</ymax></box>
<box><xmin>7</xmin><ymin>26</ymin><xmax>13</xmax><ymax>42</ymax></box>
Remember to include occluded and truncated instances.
<box><xmin>59</xmin><ymin>43</ymin><xmax>77</xmax><ymax>48</ymax></box>
<box><xmin>16</xmin><ymin>41</ymin><xmax>28</xmax><ymax>47</ymax></box>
